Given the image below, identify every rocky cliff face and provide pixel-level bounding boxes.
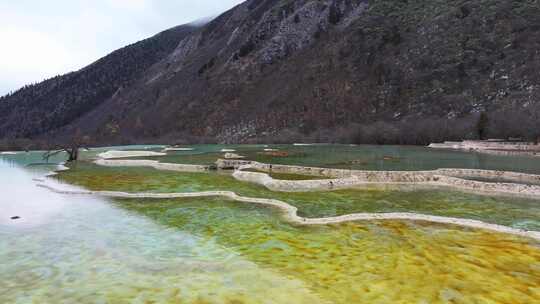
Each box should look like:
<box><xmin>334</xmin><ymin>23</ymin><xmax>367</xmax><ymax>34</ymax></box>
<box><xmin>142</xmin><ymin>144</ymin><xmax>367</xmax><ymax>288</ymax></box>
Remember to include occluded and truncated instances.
<box><xmin>1</xmin><ymin>0</ymin><xmax>540</xmax><ymax>146</ymax></box>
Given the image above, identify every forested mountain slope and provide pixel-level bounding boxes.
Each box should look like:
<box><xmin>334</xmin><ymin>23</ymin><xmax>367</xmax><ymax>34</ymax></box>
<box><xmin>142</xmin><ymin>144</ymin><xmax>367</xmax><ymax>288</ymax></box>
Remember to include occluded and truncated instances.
<box><xmin>1</xmin><ymin>0</ymin><xmax>539</xmax><ymax>147</ymax></box>
<box><xmin>0</xmin><ymin>25</ymin><xmax>196</xmax><ymax>140</ymax></box>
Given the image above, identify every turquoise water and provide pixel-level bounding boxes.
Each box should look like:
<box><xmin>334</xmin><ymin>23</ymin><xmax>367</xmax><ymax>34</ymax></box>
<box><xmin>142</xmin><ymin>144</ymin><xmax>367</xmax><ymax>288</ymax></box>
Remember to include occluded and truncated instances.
<box><xmin>0</xmin><ymin>144</ymin><xmax>165</xmax><ymax>166</ymax></box>
<box><xmin>57</xmin><ymin>161</ymin><xmax>540</xmax><ymax>231</ymax></box>
<box><xmin>0</xmin><ymin>162</ymin><xmax>328</xmax><ymax>303</ymax></box>
<box><xmin>4</xmin><ymin>144</ymin><xmax>540</xmax><ymax>173</ymax></box>
<box><xmin>1</xmin><ymin>146</ymin><xmax>540</xmax><ymax>303</ymax></box>
<box><xmin>131</xmin><ymin>144</ymin><xmax>540</xmax><ymax>174</ymax></box>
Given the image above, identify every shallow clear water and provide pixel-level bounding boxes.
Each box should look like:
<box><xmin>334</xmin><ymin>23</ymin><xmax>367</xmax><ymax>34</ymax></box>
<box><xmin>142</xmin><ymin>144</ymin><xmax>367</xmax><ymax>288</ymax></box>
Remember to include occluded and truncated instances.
<box><xmin>115</xmin><ymin>197</ymin><xmax>540</xmax><ymax>304</ymax></box>
<box><xmin>0</xmin><ymin>162</ymin><xmax>330</xmax><ymax>303</ymax></box>
<box><xmin>133</xmin><ymin>144</ymin><xmax>540</xmax><ymax>174</ymax></box>
<box><xmin>58</xmin><ymin>162</ymin><xmax>540</xmax><ymax>231</ymax></box>
<box><xmin>2</xmin><ymin>147</ymin><xmax>540</xmax><ymax>303</ymax></box>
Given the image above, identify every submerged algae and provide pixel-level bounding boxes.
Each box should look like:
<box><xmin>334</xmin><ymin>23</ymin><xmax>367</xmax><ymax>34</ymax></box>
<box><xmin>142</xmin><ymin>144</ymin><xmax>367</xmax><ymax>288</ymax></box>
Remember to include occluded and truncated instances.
<box><xmin>5</xmin><ymin>148</ymin><xmax>540</xmax><ymax>303</ymax></box>
<box><xmin>115</xmin><ymin>197</ymin><xmax>540</xmax><ymax>304</ymax></box>
<box><xmin>57</xmin><ymin>162</ymin><xmax>540</xmax><ymax>231</ymax></box>
<box><xmin>0</xmin><ymin>196</ymin><xmax>326</xmax><ymax>304</ymax></box>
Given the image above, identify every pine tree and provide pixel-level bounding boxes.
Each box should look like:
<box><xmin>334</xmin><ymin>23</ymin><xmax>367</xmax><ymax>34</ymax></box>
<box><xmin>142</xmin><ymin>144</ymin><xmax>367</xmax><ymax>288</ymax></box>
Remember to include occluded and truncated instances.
<box><xmin>477</xmin><ymin>112</ymin><xmax>489</xmax><ymax>140</ymax></box>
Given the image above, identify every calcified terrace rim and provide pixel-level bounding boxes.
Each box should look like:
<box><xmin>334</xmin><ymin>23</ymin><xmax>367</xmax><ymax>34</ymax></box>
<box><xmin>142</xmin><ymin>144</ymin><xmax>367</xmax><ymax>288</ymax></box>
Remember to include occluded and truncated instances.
<box><xmin>36</xmin><ymin>181</ymin><xmax>540</xmax><ymax>241</ymax></box>
<box><xmin>94</xmin><ymin>157</ymin><xmax>540</xmax><ymax>198</ymax></box>
<box><xmin>36</xmin><ymin>157</ymin><xmax>540</xmax><ymax>241</ymax></box>
<box><xmin>97</xmin><ymin>150</ymin><xmax>167</xmax><ymax>159</ymax></box>
<box><xmin>224</xmin><ymin>159</ymin><xmax>540</xmax><ymax>197</ymax></box>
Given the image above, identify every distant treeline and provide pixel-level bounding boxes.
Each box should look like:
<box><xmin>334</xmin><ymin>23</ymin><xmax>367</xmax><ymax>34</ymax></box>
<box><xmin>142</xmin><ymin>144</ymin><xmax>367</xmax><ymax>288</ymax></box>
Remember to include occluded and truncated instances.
<box><xmin>257</xmin><ymin>106</ymin><xmax>540</xmax><ymax>145</ymax></box>
<box><xmin>0</xmin><ymin>108</ymin><xmax>540</xmax><ymax>151</ymax></box>
<box><xmin>1</xmin><ymin>104</ymin><xmax>538</xmax><ymax>151</ymax></box>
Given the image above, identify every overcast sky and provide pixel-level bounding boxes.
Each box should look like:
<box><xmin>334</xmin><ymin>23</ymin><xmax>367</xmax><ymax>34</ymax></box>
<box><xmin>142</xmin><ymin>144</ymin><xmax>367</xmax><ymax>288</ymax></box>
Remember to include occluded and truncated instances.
<box><xmin>0</xmin><ymin>0</ymin><xmax>244</xmax><ymax>96</ymax></box>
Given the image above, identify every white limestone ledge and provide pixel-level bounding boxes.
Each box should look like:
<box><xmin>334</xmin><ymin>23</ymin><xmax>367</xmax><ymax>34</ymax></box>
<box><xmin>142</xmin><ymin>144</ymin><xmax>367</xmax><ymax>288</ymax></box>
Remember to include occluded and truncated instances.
<box><xmin>98</xmin><ymin>150</ymin><xmax>166</xmax><ymax>159</ymax></box>
<box><xmin>436</xmin><ymin>168</ymin><xmax>540</xmax><ymax>185</ymax></box>
<box><xmin>95</xmin><ymin>159</ymin><xmax>209</xmax><ymax>172</ymax></box>
<box><xmin>218</xmin><ymin>159</ymin><xmax>540</xmax><ymax>181</ymax></box>
<box><xmin>162</xmin><ymin>147</ymin><xmax>195</xmax><ymax>152</ymax></box>
<box><xmin>233</xmin><ymin>170</ymin><xmax>369</xmax><ymax>192</ymax></box>
<box><xmin>219</xmin><ymin>159</ymin><xmax>540</xmax><ymax>197</ymax></box>
<box><xmin>91</xmin><ymin>158</ymin><xmax>540</xmax><ymax>197</ymax></box>
<box><xmin>429</xmin><ymin>140</ymin><xmax>540</xmax><ymax>152</ymax></box>
<box><xmin>36</xmin><ymin>181</ymin><xmax>540</xmax><ymax>242</ymax></box>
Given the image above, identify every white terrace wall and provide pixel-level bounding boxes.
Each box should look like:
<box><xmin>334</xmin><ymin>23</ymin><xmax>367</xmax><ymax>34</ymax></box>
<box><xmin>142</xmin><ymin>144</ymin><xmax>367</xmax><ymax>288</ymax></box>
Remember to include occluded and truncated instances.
<box><xmin>429</xmin><ymin>140</ymin><xmax>540</xmax><ymax>151</ymax></box>
<box><xmin>218</xmin><ymin>159</ymin><xmax>440</xmax><ymax>182</ymax></box>
<box><xmin>218</xmin><ymin>159</ymin><xmax>540</xmax><ymax>197</ymax></box>
<box><xmin>435</xmin><ymin>168</ymin><xmax>540</xmax><ymax>185</ymax></box>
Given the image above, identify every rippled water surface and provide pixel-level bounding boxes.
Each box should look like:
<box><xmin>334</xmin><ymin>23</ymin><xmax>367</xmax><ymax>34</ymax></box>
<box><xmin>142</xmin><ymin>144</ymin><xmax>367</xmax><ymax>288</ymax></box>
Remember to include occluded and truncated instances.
<box><xmin>1</xmin><ymin>147</ymin><xmax>540</xmax><ymax>303</ymax></box>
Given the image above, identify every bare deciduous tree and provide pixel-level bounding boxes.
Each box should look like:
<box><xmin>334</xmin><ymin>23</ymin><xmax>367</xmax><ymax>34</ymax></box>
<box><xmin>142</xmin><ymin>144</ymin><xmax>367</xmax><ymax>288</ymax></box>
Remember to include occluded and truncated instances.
<box><xmin>43</xmin><ymin>130</ymin><xmax>90</xmax><ymax>163</ymax></box>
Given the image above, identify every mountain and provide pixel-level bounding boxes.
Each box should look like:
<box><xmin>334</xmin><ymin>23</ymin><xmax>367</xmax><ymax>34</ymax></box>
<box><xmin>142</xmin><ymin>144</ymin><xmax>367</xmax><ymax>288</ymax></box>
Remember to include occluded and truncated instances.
<box><xmin>1</xmin><ymin>0</ymin><xmax>540</xmax><ymax>148</ymax></box>
<box><xmin>0</xmin><ymin>24</ymin><xmax>197</xmax><ymax>144</ymax></box>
